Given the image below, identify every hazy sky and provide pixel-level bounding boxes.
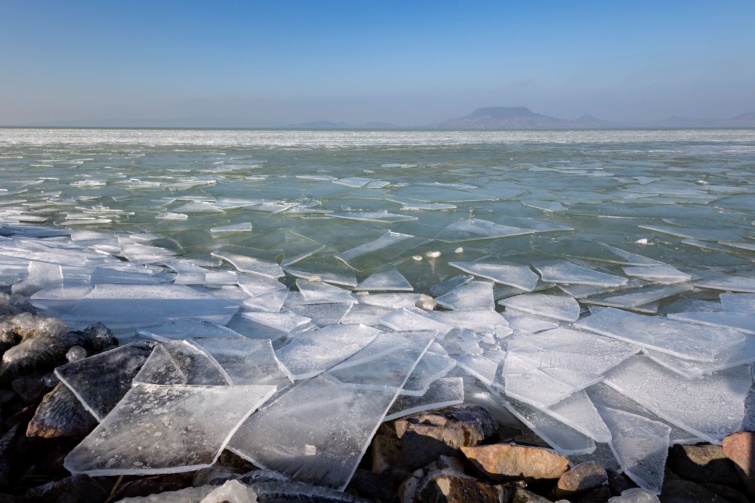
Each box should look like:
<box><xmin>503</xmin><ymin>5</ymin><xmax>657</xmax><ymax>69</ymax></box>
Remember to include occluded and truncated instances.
<box><xmin>2</xmin><ymin>0</ymin><xmax>754</xmax><ymax>126</ymax></box>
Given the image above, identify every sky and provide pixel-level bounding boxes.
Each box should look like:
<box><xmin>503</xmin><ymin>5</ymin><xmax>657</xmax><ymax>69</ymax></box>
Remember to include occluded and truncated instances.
<box><xmin>1</xmin><ymin>0</ymin><xmax>754</xmax><ymax>127</ymax></box>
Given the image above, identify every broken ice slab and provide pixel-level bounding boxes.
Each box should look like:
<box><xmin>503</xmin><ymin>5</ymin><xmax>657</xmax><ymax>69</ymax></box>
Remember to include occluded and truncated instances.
<box><xmin>172</xmin><ymin>201</ymin><xmax>225</xmax><ymax>213</ymax></box>
<box><xmin>209</xmin><ymin>222</ymin><xmax>252</xmax><ymax>234</ymax></box>
<box><xmin>275</xmin><ymin>324</ymin><xmax>382</xmax><ymax>380</ymax></box>
<box><xmin>379</xmin><ymin>308</ymin><xmax>453</xmax><ymax>335</ymax></box>
<box><xmin>721</xmin><ymin>293</ymin><xmax>755</xmax><ymax>313</ymax></box>
<box><xmin>295</xmin><ymin>279</ymin><xmax>356</xmax><ymax>304</ymax></box>
<box><xmin>426</xmin><ymin>309</ymin><xmax>512</xmax><ymax>339</ymax></box>
<box><xmin>332</xmin><ymin>211</ymin><xmax>417</xmax><ymax>223</ymax></box>
<box><xmin>667</xmin><ymin>311</ymin><xmax>755</xmax><ymax>335</ymax></box>
<box><xmin>453</xmin><ymin>354</ymin><xmax>501</xmax><ymax>387</ymax></box>
<box><xmin>283</xmin><ymin>266</ymin><xmax>357</xmax><ymax>288</ymax></box>
<box><xmin>11</xmin><ymin>260</ymin><xmax>63</xmax><ymax>296</ymax></box>
<box><xmin>283</xmin><ymin>300</ymin><xmax>354</xmax><ymax>327</ymax></box>
<box><xmin>29</xmin><ymin>285</ymin><xmax>93</xmax><ymax>315</ymax></box>
<box><xmin>64</xmin><ymin>383</ymin><xmax>276</xmax><ymax>476</ymax></box>
<box><xmin>340</xmin><ymin>303</ymin><xmax>393</xmax><ymax>326</ymax></box>
<box><xmin>604</xmin><ymin>356</ymin><xmax>751</xmax><ymax>444</ymax></box>
<box><xmin>227</xmin><ymin>330</ymin><xmax>433</xmax><ymax>490</ymax></box>
<box><xmin>581</xmin><ymin>284</ymin><xmax>692</xmax><ymax>310</ymax></box>
<box><xmin>335</xmin><ymin>231</ymin><xmax>429</xmax><ymax>271</ymax></box>
<box><xmin>506</xmin><ymin>328</ymin><xmax>641</xmax><ymax>379</ymax></box>
<box><xmin>91</xmin><ymin>264</ymin><xmax>172</xmax><ymax>285</ymax></box>
<box><xmin>503</xmin><ymin>353</ymin><xmax>598</xmax><ymax>409</ymax></box>
<box><xmin>448</xmin><ymin>261</ymin><xmax>539</xmax><ymax>291</ymax></box>
<box><xmin>332</xmin><ymin>176</ymin><xmax>373</xmax><ymax>187</ymax></box>
<box><xmin>137</xmin><ymin>320</ymin><xmax>246</xmax><ymax>341</ymax></box>
<box><xmin>55</xmin><ymin>343</ymin><xmax>153</xmax><ymax>422</ymax></box>
<box><xmin>236</xmin><ymin>272</ymin><xmax>287</xmax><ymax>297</ymax></box>
<box><xmin>436</xmin><ymin>218</ymin><xmax>534</xmax><ymax>242</ymax></box>
<box><xmin>118</xmin><ymin>240</ymin><xmax>179</xmax><ymax>264</ymax></box>
<box><xmin>639</xmin><ymin>224</ymin><xmax>742</xmax><ymax>242</ymax></box>
<box><xmin>499</xmin><ymin>292</ymin><xmax>580</xmax><ymax>322</ymax></box>
<box><xmin>61</xmin><ymin>284</ymin><xmax>240</xmax><ymax>331</ymax></box>
<box><xmin>521</xmin><ymin>200</ymin><xmax>566</xmax><ymax>212</ymax></box>
<box><xmin>643</xmin><ymin>335</ymin><xmax>755</xmax><ymax>379</ymax></box>
<box><xmin>503</xmin><ymin>395</ymin><xmax>596</xmax><ymax>456</ymax></box>
<box><xmin>533</xmin><ymin>260</ymin><xmax>628</xmax><ymax>287</ymax></box>
<box><xmin>622</xmin><ymin>265</ymin><xmax>692</xmax><ymax>284</ymax></box>
<box><xmin>354</xmin><ymin>266</ymin><xmax>413</xmax><ymax>292</ymax></box>
<box><xmin>436</xmin><ymin>281</ymin><xmax>494</xmax><ymax>311</ymax></box>
<box><xmin>694</xmin><ymin>273</ymin><xmax>755</xmax><ymax>293</ymax></box>
<box><xmin>441</xmin><ymin>328</ymin><xmax>485</xmax><ymax>356</ymax></box>
<box><xmin>543</xmin><ymin>390</ymin><xmax>612</xmax><ymax>443</ymax></box>
<box><xmin>360</xmin><ymin>292</ymin><xmax>423</xmax><ymax>309</ymax></box>
<box><xmin>429</xmin><ymin>274</ymin><xmax>474</xmax><ymax>297</ymax></box>
<box><xmin>134</xmin><ymin>341</ymin><xmax>229</xmax><ymax>386</ymax></box>
<box><xmin>400</xmin><ymin>351</ymin><xmax>456</xmax><ymax>396</ymax></box>
<box><xmin>162</xmin><ymin>260</ymin><xmax>235</xmax><ymax>286</ymax></box>
<box><xmin>575</xmin><ymin>307</ymin><xmax>745</xmax><ymax>362</ymax></box>
<box><xmin>386</xmin><ymin>377</ymin><xmax>464</xmax><ymax>421</ymax></box>
<box><xmin>401</xmin><ymin>202</ymin><xmax>457</xmax><ymax>211</ymax></box>
<box><xmin>241</xmin><ymin>311</ymin><xmax>311</xmax><ymax>333</ymax></box>
<box><xmin>503</xmin><ymin>313</ymin><xmax>559</xmax><ymax>334</ymax></box>
<box><xmin>597</xmin><ymin>405</ymin><xmax>671</xmax><ymax>494</ymax></box>
<box><xmin>190</xmin><ymin>338</ymin><xmax>293</xmax><ymax>387</ymax></box>
<box><xmin>211</xmin><ymin>246</ymin><xmax>283</xmax><ymax>279</ymax></box>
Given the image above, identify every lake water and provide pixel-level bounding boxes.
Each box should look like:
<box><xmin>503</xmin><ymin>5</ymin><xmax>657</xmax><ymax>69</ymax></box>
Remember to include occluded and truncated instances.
<box><xmin>1</xmin><ymin>128</ymin><xmax>754</xmax><ymax>491</ymax></box>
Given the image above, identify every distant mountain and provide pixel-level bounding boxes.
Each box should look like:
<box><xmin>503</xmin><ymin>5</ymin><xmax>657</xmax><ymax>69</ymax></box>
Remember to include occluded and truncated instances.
<box><xmin>652</xmin><ymin>112</ymin><xmax>755</xmax><ymax>128</ymax></box>
<box><xmin>433</xmin><ymin>107</ymin><xmax>572</xmax><ymax>129</ymax></box>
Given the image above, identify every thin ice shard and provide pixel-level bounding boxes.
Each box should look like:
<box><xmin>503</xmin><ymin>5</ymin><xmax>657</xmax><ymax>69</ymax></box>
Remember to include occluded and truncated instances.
<box><xmin>721</xmin><ymin>293</ymin><xmax>755</xmax><ymax>312</ymax></box>
<box><xmin>65</xmin><ymin>383</ymin><xmax>276</xmax><ymax>476</ymax></box>
<box><xmin>622</xmin><ymin>265</ymin><xmax>692</xmax><ymax>284</ymax></box>
<box><xmin>604</xmin><ymin>356</ymin><xmax>750</xmax><ymax>444</ymax></box>
<box><xmin>275</xmin><ymin>324</ymin><xmax>382</xmax><ymax>380</ymax></box>
<box><xmin>448</xmin><ymin>261</ymin><xmax>539</xmax><ymax>291</ymax></box>
<box><xmin>386</xmin><ymin>377</ymin><xmax>464</xmax><ymax>421</ymax></box>
<box><xmin>499</xmin><ymin>293</ymin><xmax>580</xmax><ymax>322</ymax></box>
<box><xmin>545</xmin><ymin>390</ymin><xmax>612</xmax><ymax>443</ymax></box>
<box><xmin>190</xmin><ymin>338</ymin><xmax>292</xmax><ymax>387</ymax></box>
<box><xmin>134</xmin><ymin>341</ymin><xmax>229</xmax><ymax>386</ymax></box>
<box><xmin>503</xmin><ymin>353</ymin><xmax>581</xmax><ymax>408</ymax></box>
<box><xmin>533</xmin><ymin>260</ymin><xmax>628</xmax><ymax>287</ymax></box>
<box><xmin>228</xmin><ymin>331</ymin><xmax>434</xmax><ymax>490</ymax></box>
<box><xmin>400</xmin><ymin>351</ymin><xmax>456</xmax><ymax>396</ymax></box>
<box><xmin>666</xmin><ymin>311</ymin><xmax>755</xmax><ymax>335</ymax></box>
<box><xmin>296</xmin><ymin>279</ymin><xmax>356</xmax><ymax>304</ymax></box>
<box><xmin>597</xmin><ymin>405</ymin><xmax>670</xmax><ymax>494</ymax></box>
<box><xmin>212</xmin><ymin>247</ymin><xmax>283</xmax><ymax>279</ymax></box>
<box><xmin>354</xmin><ymin>267</ymin><xmax>413</xmax><ymax>292</ymax></box>
<box><xmin>335</xmin><ymin>231</ymin><xmax>428</xmax><ymax>270</ymax></box>
<box><xmin>379</xmin><ymin>308</ymin><xmax>453</xmax><ymax>334</ymax></box>
<box><xmin>581</xmin><ymin>284</ymin><xmax>692</xmax><ymax>310</ymax></box>
<box><xmin>436</xmin><ymin>281</ymin><xmax>494</xmax><ymax>310</ymax></box>
<box><xmin>62</xmin><ymin>284</ymin><xmax>240</xmax><ymax>330</ymax></box>
<box><xmin>436</xmin><ymin>218</ymin><xmax>534</xmax><ymax>242</ymax></box>
<box><xmin>695</xmin><ymin>274</ymin><xmax>755</xmax><ymax>293</ymax></box>
<box><xmin>55</xmin><ymin>343</ymin><xmax>153</xmax><ymax>421</ymax></box>
<box><xmin>575</xmin><ymin>307</ymin><xmax>745</xmax><ymax>362</ymax></box>
<box><xmin>137</xmin><ymin>320</ymin><xmax>246</xmax><ymax>342</ymax></box>
<box><xmin>427</xmin><ymin>309</ymin><xmax>512</xmax><ymax>339</ymax></box>
<box><xmin>642</xmin><ymin>335</ymin><xmax>755</xmax><ymax>379</ymax></box>
<box><xmin>332</xmin><ymin>211</ymin><xmax>416</xmax><ymax>223</ymax></box>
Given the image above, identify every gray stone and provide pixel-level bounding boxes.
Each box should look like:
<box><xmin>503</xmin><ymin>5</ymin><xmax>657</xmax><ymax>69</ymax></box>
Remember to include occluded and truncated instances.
<box><xmin>667</xmin><ymin>443</ymin><xmax>740</xmax><ymax>486</ymax></box>
<box><xmin>26</xmin><ymin>382</ymin><xmax>97</xmax><ymax>439</ymax></box>
<box><xmin>416</xmin><ymin>469</ymin><xmax>508</xmax><ymax>503</ymax></box>
<box><xmin>512</xmin><ymin>487</ymin><xmax>553</xmax><ymax>503</ymax></box>
<box><xmin>660</xmin><ymin>478</ymin><xmax>730</xmax><ymax>503</ymax></box>
<box><xmin>554</xmin><ymin>461</ymin><xmax>608</xmax><ymax>497</ymax></box>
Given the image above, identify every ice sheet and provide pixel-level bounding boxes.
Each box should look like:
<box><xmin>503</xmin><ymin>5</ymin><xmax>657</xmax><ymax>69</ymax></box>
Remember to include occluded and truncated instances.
<box><xmin>354</xmin><ymin>266</ymin><xmax>413</xmax><ymax>292</ymax></box>
<box><xmin>667</xmin><ymin>311</ymin><xmax>755</xmax><ymax>335</ymax></box>
<box><xmin>721</xmin><ymin>293</ymin><xmax>755</xmax><ymax>312</ymax></box>
<box><xmin>190</xmin><ymin>338</ymin><xmax>293</xmax><ymax>387</ymax></box>
<box><xmin>500</xmin><ymin>292</ymin><xmax>580</xmax><ymax>322</ymax></box>
<box><xmin>575</xmin><ymin>307</ymin><xmax>745</xmax><ymax>362</ymax></box>
<box><xmin>436</xmin><ymin>281</ymin><xmax>495</xmax><ymax>310</ymax></box>
<box><xmin>400</xmin><ymin>351</ymin><xmax>456</xmax><ymax>396</ymax></box>
<box><xmin>65</xmin><ymin>383</ymin><xmax>276</xmax><ymax>476</ymax></box>
<box><xmin>335</xmin><ymin>231</ymin><xmax>428</xmax><ymax>270</ymax></box>
<box><xmin>386</xmin><ymin>377</ymin><xmax>464</xmax><ymax>421</ymax></box>
<box><xmin>694</xmin><ymin>273</ymin><xmax>755</xmax><ymax>293</ymax></box>
<box><xmin>134</xmin><ymin>341</ymin><xmax>229</xmax><ymax>386</ymax></box>
<box><xmin>211</xmin><ymin>246</ymin><xmax>284</xmax><ymax>279</ymax></box>
<box><xmin>436</xmin><ymin>218</ymin><xmax>534</xmax><ymax>242</ymax></box>
<box><xmin>643</xmin><ymin>335</ymin><xmax>755</xmax><ymax>378</ymax></box>
<box><xmin>533</xmin><ymin>260</ymin><xmax>628</xmax><ymax>287</ymax></box>
<box><xmin>604</xmin><ymin>356</ymin><xmax>751</xmax><ymax>444</ymax></box>
<box><xmin>448</xmin><ymin>261</ymin><xmax>539</xmax><ymax>291</ymax></box>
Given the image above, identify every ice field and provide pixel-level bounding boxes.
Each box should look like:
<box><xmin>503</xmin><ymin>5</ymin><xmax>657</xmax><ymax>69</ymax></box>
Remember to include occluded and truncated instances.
<box><xmin>1</xmin><ymin>128</ymin><xmax>754</xmax><ymax>493</ymax></box>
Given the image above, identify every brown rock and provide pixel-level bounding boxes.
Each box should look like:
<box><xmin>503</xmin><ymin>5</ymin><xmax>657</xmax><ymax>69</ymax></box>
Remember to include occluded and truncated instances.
<box><xmin>511</xmin><ymin>487</ymin><xmax>553</xmax><ymax>503</ymax></box>
<box><xmin>575</xmin><ymin>485</ymin><xmax>611</xmax><ymax>503</ymax></box>
<box><xmin>722</xmin><ymin>430</ymin><xmax>755</xmax><ymax>494</ymax></box>
<box><xmin>396</xmin><ymin>404</ymin><xmax>498</xmax><ymax>469</ymax></box>
<box><xmin>606</xmin><ymin>469</ymin><xmax>634</xmax><ymax>495</ymax></box>
<box><xmin>26</xmin><ymin>382</ymin><xmax>97</xmax><ymax>439</ymax></box>
<box><xmin>667</xmin><ymin>443</ymin><xmax>740</xmax><ymax>486</ymax></box>
<box><xmin>461</xmin><ymin>443</ymin><xmax>569</xmax><ymax>482</ymax></box>
<box><xmin>416</xmin><ymin>470</ymin><xmax>508</xmax><ymax>503</ymax></box>
<box><xmin>554</xmin><ymin>461</ymin><xmax>607</xmax><ymax>497</ymax></box>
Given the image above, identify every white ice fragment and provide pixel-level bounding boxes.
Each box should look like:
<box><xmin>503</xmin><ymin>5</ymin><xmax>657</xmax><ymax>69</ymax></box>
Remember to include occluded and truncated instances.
<box><xmin>275</xmin><ymin>324</ymin><xmax>382</xmax><ymax>380</ymax></box>
<box><xmin>11</xmin><ymin>260</ymin><xmax>63</xmax><ymax>296</ymax></box>
<box><xmin>436</xmin><ymin>281</ymin><xmax>494</xmax><ymax>310</ymax></box>
<box><xmin>137</xmin><ymin>320</ymin><xmax>246</xmax><ymax>341</ymax></box>
<box><xmin>575</xmin><ymin>307</ymin><xmax>746</xmax><ymax>362</ymax></box>
<box><xmin>721</xmin><ymin>293</ymin><xmax>755</xmax><ymax>313</ymax></box>
<box><xmin>209</xmin><ymin>222</ymin><xmax>252</xmax><ymax>234</ymax></box>
<box><xmin>608</xmin><ymin>488</ymin><xmax>661</xmax><ymax>502</ymax></box>
<box><xmin>212</xmin><ymin>247</ymin><xmax>283</xmax><ymax>279</ymax></box>
<box><xmin>425</xmin><ymin>250</ymin><xmax>441</xmax><ymax>258</ymax></box>
<box><xmin>296</xmin><ymin>279</ymin><xmax>356</xmax><ymax>304</ymax></box>
<box><xmin>694</xmin><ymin>273</ymin><xmax>755</xmax><ymax>293</ymax></box>
<box><xmin>190</xmin><ymin>338</ymin><xmax>292</xmax><ymax>387</ymax></box>
<box><xmin>284</xmin><ymin>300</ymin><xmax>353</xmax><ymax>327</ymax></box>
<box><xmin>241</xmin><ymin>311</ymin><xmax>311</xmax><ymax>333</ymax></box>
<box><xmin>173</xmin><ymin>201</ymin><xmax>225</xmax><ymax>213</ymax></box>
<box><xmin>332</xmin><ymin>211</ymin><xmax>416</xmax><ymax>223</ymax></box>
<box><xmin>622</xmin><ymin>265</ymin><xmax>692</xmax><ymax>284</ymax></box>
<box><xmin>643</xmin><ymin>335</ymin><xmax>755</xmax><ymax>378</ymax></box>
<box><xmin>500</xmin><ymin>292</ymin><xmax>580</xmax><ymax>322</ymax></box>
<box><xmin>455</xmin><ymin>247</ymin><xmax>463</xmax><ymax>253</ymax></box>
<box><xmin>400</xmin><ymin>351</ymin><xmax>456</xmax><ymax>396</ymax></box>
<box><xmin>335</xmin><ymin>231</ymin><xmax>428</xmax><ymax>270</ymax></box>
<box><xmin>283</xmin><ymin>266</ymin><xmax>357</xmax><ymax>288</ymax></box>
<box><xmin>667</xmin><ymin>311</ymin><xmax>755</xmax><ymax>335</ymax></box>
<box><xmin>604</xmin><ymin>356</ymin><xmax>751</xmax><ymax>444</ymax></box>
<box><xmin>379</xmin><ymin>308</ymin><xmax>453</xmax><ymax>335</ymax></box>
<box><xmin>533</xmin><ymin>260</ymin><xmax>628</xmax><ymax>287</ymax></box>
<box><xmin>503</xmin><ymin>353</ymin><xmax>582</xmax><ymax>408</ymax></box>
<box><xmin>545</xmin><ymin>390</ymin><xmax>612</xmax><ymax>443</ymax></box>
<box><xmin>427</xmin><ymin>309</ymin><xmax>512</xmax><ymax>338</ymax></box>
<box><xmin>449</xmin><ymin>261</ymin><xmax>539</xmax><ymax>291</ymax></box>
<box><xmin>597</xmin><ymin>405</ymin><xmax>670</xmax><ymax>494</ymax></box>
<box><xmin>502</xmin><ymin>313</ymin><xmax>559</xmax><ymax>334</ymax></box>
<box><xmin>340</xmin><ymin>303</ymin><xmax>393</xmax><ymax>325</ymax></box>
<box><xmin>436</xmin><ymin>218</ymin><xmax>534</xmax><ymax>242</ymax></box>
<box><xmin>453</xmin><ymin>354</ymin><xmax>500</xmax><ymax>387</ymax></box>
<box><xmin>354</xmin><ymin>267</ymin><xmax>413</xmax><ymax>292</ymax></box>
<box><xmin>65</xmin><ymin>383</ymin><xmax>276</xmax><ymax>476</ymax></box>
<box><xmin>582</xmin><ymin>284</ymin><xmax>692</xmax><ymax>310</ymax></box>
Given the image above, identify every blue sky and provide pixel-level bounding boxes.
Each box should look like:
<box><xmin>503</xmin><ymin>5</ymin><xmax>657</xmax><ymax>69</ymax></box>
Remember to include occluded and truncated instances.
<box><xmin>1</xmin><ymin>0</ymin><xmax>754</xmax><ymax>126</ymax></box>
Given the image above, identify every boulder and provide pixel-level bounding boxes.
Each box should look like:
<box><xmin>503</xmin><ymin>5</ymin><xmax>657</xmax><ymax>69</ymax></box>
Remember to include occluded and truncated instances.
<box><xmin>553</xmin><ymin>461</ymin><xmax>608</xmax><ymax>498</ymax></box>
<box><xmin>26</xmin><ymin>382</ymin><xmax>97</xmax><ymax>439</ymax></box>
<box><xmin>511</xmin><ymin>487</ymin><xmax>553</xmax><ymax>503</ymax></box>
<box><xmin>667</xmin><ymin>443</ymin><xmax>740</xmax><ymax>485</ymax></box>
<box><xmin>660</xmin><ymin>477</ymin><xmax>730</xmax><ymax>502</ymax></box>
<box><xmin>722</xmin><ymin>430</ymin><xmax>755</xmax><ymax>494</ymax></box>
<box><xmin>461</xmin><ymin>443</ymin><xmax>569</xmax><ymax>482</ymax></box>
<box><xmin>414</xmin><ymin>469</ymin><xmax>508</xmax><ymax>503</ymax></box>
<box><xmin>22</xmin><ymin>474</ymin><xmax>109</xmax><ymax>503</ymax></box>
<box><xmin>395</xmin><ymin>404</ymin><xmax>498</xmax><ymax>469</ymax></box>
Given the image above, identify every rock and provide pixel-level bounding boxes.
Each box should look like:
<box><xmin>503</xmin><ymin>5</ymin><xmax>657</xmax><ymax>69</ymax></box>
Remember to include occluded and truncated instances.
<box><xmin>511</xmin><ymin>487</ymin><xmax>553</xmax><ymax>503</ymax></box>
<box><xmin>348</xmin><ymin>469</ymin><xmax>398</xmax><ymax>502</ymax></box>
<box><xmin>437</xmin><ymin>455</ymin><xmax>466</xmax><ymax>473</ymax></box>
<box><xmin>607</xmin><ymin>487</ymin><xmax>660</xmax><ymax>502</ymax></box>
<box><xmin>415</xmin><ymin>295</ymin><xmax>437</xmax><ymax>311</ymax></box>
<box><xmin>414</xmin><ymin>469</ymin><xmax>508</xmax><ymax>503</ymax></box>
<box><xmin>399</xmin><ymin>468</ymin><xmax>427</xmax><ymax>503</ymax></box>
<box><xmin>5</xmin><ymin>404</ymin><xmax>35</xmax><ymax>429</ymax></box>
<box><xmin>576</xmin><ymin>485</ymin><xmax>612</xmax><ymax>503</ymax></box>
<box><xmin>0</xmin><ymin>313</ymin><xmax>72</xmax><ymax>382</ymax></box>
<box><xmin>372</xmin><ymin>423</ymin><xmax>410</xmax><ymax>482</ymax></box>
<box><xmin>26</xmin><ymin>382</ymin><xmax>97</xmax><ymax>439</ymax></box>
<box><xmin>109</xmin><ymin>473</ymin><xmax>195</xmax><ymax>501</ymax></box>
<box><xmin>461</xmin><ymin>443</ymin><xmax>569</xmax><ymax>482</ymax></box>
<box><xmin>65</xmin><ymin>345</ymin><xmax>87</xmax><ymax>363</ymax></box>
<box><xmin>660</xmin><ymin>478</ymin><xmax>730</xmax><ymax>503</ymax></box>
<box><xmin>722</xmin><ymin>430</ymin><xmax>755</xmax><ymax>494</ymax></box>
<box><xmin>396</xmin><ymin>404</ymin><xmax>498</xmax><ymax>469</ymax></box>
<box><xmin>72</xmin><ymin>322</ymin><xmax>117</xmax><ymax>353</ymax></box>
<box><xmin>22</xmin><ymin>474</ymin><xmax>109</xmax><ymax>503</ymax></box>
<box><xmin>192</xmin><ymin>465</ymin><xmax>242</xmax><ymax>486</ymax></box>
<box><xmin>554</xmin><ymin>461</ymin><xmax>608</xmax><ymax>498</ymax></box>
<box><xmin>0</xmin><ymin>424</ymin><xmax>21</xmax><ymax>488</ymax></box>
<box><xmin>667</xmin><ymin>443</ymin><xmax>740</xmax><ymax>486</ymax></box>
<box><xmin>11</xmin><ymin>375</ymin><xmax>48</xmax><ymax>404</ymax></box>
<box><xmin>701</xmin><ymin>482</ymin><xmax>751</xmax><ymax>503</ymax></box>
<box><xmin>607</xmin><ymin>469</ymin><xmax>634</xmax><ymax>495</ymax></box>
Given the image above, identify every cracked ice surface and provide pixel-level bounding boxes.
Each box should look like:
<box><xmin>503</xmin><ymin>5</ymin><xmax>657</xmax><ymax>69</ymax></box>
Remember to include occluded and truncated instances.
<box><xmin>65</xmin><ymin>383</ymin><xmax>276</xmax><ymax>476</ymax></box>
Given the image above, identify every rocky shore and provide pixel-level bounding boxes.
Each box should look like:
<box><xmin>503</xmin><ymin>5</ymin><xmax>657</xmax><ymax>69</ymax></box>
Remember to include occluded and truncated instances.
<box><xmin>0</xmin><ymin>293</ymin><xmax>753</xmax><ymax>503</ymax></box>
